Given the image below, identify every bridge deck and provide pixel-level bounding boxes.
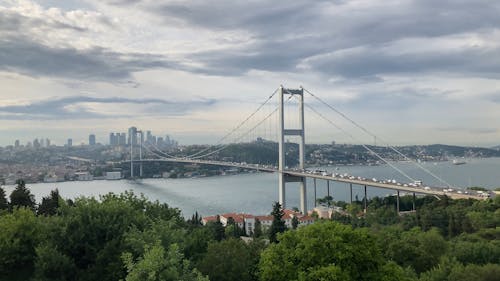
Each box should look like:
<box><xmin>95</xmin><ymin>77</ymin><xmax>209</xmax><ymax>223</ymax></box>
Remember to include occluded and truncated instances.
<box><xmin>129</xmin><ymin>158</ymin><xmax>486</xmax><ymax>200</ymax></box>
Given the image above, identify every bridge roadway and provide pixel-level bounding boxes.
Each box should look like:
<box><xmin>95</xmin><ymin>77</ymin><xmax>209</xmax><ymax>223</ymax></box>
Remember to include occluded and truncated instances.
<box><xmin>129</xmin><ymin>158</ymin><xmax>485</xmax><ymax>201</ymax></box>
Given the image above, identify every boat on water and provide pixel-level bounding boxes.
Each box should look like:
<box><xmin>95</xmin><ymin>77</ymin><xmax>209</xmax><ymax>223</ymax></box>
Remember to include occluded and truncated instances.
<box><xmin>452</xmin><ymin>159</ymin><xmax>466</xmax><ymax>165</ymax></box>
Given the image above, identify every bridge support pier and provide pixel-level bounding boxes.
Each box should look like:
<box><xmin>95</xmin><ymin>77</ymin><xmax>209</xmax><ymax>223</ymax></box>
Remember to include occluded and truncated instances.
<box><xmin>327</xmin><ymin>180</ymin><xmax>330</xmax><ymax>197</ymax></box>
<box><xmin>314</xmin><ymin>178</ymin><xmax>317</xmax><ymax>207</ymax></box>
<box><xmin>300</xmin><ymin>179</ymin><xmax>307</xmax><ymax>215</ymax></box>
<box><xmin>412</xmin><ymin>192</ymin><xmax>416</xmax><ymax>211</ymax></box>
<box><xmin>130</xmin><ymin>138</ymin><xmax>134</xmax><ymax>178</ymax></box>
<box><xmin>278</xmin><ymin>86</ymin><xmax>307</xmax><ymax>214</ymax></box>
<box><xmin>350</xmin><ymin>183</ymin><xmax>353</xmax><ymax>204</ymax></box>
<box><xmin>396</xmin><ymin>190</ymin><xmax>400</xmax><ymax>214</ymax></box>
<box><xmin>364</xmin><ymin>185</ymin><xmax>367</xmax><ymax>213</ymax></box>
<box><xmin>139</xmin><ymin>131</ymin><xmax>143</xmax><ymax>178</ymax></box>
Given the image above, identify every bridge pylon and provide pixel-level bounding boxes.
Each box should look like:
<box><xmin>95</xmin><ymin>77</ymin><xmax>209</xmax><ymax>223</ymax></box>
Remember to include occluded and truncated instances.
<box><xmin>278</xmin><ymin>86</ymin><xmax>307</xmax><ymax>214</ymax></box>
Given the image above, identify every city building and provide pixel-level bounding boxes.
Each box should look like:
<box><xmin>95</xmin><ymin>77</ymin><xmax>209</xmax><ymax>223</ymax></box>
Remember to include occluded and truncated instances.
<box><xmin>14</xmin><ymin>140</ymin><xmax>19</xmax><ymax>147</ymax></box>
<box><xmin>89</xmin><ymin>134</ymin><xmax>96</xmax><ymax>146</ymax></box>
<box><xmin>119</xmin><ymin>133</ymin><xmax>127</xmax><ymax>145</ymax></box>
<box><xmin>105</xmin><ymin>171</ymin><xmax>121</xmax><ymax>180</ymax></box>
<box><xmin>128</xmin><ymin>127</ymin><xmax>137</xmax><ymax>145</ymax></box>
<box><xmin>109</xmin><ymin>133</ymin><xmax>117</xmax><ymax>146</ymax></box>
<box><xmin>33</xmin><ymin>138</ymin><xmax>41</xmax><ymax>148</ymax></box>
<box><xmin>311</xmin><ymin>206</ymin><xmax>344</xmax><ymax>219</ymax></box>
<box><xmin>75</xmin><ymin>171</ymin><xmax>93</xmax><ymax>181</ymax></box>
<box><xmin>67</xmin><ymin>138</ymin><xmax>73</xmax><ymax>147</ymax></box>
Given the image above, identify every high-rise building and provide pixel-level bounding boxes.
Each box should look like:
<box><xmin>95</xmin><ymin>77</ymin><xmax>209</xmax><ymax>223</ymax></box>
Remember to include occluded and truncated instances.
<box><xmin>67</xmin><ymin>138</ymin><xmax>73</xmax><ymax>147</ymax></box>
<box><xmin>146</xmin><ymin>130</ymin><xmax>152</xmax><ymax>144</ymax></box>
<box><xmin>119</xmin><ymin>133</ymin><xmax>126</xmax><ymax>145</ymax></box>
<box><xmin>46</xmin><ymin>138</ymin><xmax>50</xmax><ymax>147</ymax></box>
<box><xmin>157</xmin><ymin>137</ymin><xmax>164</xmax><ymax>147</ymax></box>
<box><xmin>89</xmin><ymin>134</ymin><xmax>96</xmax><ymax>146</ymax></box>
<box><xmin>109</xmin><ymin>133</ymin><xmax>116</xmax><ymax>146</ymax></box>
<box><xmin>33</xmin><ymin>138</ymin><xmax>41</xmax><ymax>148</ymax></box>
<box><xmin>14</xmin><ymin>140</ymin><xmax>20</xmax><ymax>147</ymax></box>
<box><xmin>128</xmin><ymin>127</ymin><xmax>137</xmax><ymax>145</ymax></box>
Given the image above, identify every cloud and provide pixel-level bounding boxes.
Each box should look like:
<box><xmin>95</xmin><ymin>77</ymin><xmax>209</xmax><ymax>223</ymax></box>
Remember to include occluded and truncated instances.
<box><xmin>0</xmin><ymin>36</ymin><xmax>182</xmax><ymax>80</ymax></box>
<box><xmin>0</xmin><ymin>95</ymin><xmax>216</xmax><ymax>120</ymax></box>
<box><xmin>337</xmin><ymin>86</ymin><xmax>456</xmax><ymax>110</ymax></box>
<box><xmin>299</xmin><ymin>36</ymin><xmax>500</xmax><ymax>79</ymax></box>
<box><xmin>437</xmin><ymin>127</ymin><xmax>498</xmax><ymax>135</ymax></box>
<box><xmin>103</xmin><ymin>0</ymin><xmax>500</xmax><ymax>78</ymax></box>
<box><xmin>4</xmin><ymin>0</ymin><xmax>500</xmax><ymax>80</ymax></box>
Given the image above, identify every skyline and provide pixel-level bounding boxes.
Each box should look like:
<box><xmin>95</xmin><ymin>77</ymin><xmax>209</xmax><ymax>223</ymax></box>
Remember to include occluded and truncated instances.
<box><xmin>1</xmin><ymin>0</ymin><xmax>500</xmax><ymax>146</ymax></box>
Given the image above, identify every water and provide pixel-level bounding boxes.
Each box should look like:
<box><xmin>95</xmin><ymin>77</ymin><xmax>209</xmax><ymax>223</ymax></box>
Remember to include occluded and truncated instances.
<box><xmin>2</xmin><ymin>158</ymin><xmax>499</xmax><ymax>217</ymax></box>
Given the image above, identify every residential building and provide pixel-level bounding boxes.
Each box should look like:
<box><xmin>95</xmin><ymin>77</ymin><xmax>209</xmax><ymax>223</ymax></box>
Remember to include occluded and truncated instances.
<box><xmin>202</xmin><ymin>209</ymin><xmax>315</xmax><ymax>236</ymax></box>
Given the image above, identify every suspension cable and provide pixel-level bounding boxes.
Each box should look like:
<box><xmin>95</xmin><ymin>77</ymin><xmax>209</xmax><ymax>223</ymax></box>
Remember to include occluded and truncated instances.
<box><xmin>141</xmin><ymin>142</ymin><xmax>174</xmax><ymax>160</ymax></box>
<box><xmin>190</xmin><ymin>94</ymin><xmax>295</xmax><ymax>160</ymax></box>
<box><xmin>189</xmin><ymin>105</ymin><xmax>281</xmax><ymax>160</ymax></box>
<box><xmin>185</xmin><ymin>88</ymin><xmax>280</xmax><ymax>158</ymax></box>
<box><xmin>144</xmin><ymin>141</ymin><xmax>179</xmax><ymax>158</ymax></box>
<box><xmin>304</xmin><ymin>101</ymin><xmax>416</xmax><ymax>182</ymax></box>
<box><xmin>303</xmin><ymin>87</ymin><xmax>453</xmax><ymax>188</ymax></box>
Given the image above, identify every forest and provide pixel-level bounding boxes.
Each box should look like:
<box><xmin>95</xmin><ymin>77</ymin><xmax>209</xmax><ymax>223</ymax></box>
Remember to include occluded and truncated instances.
<box><xmin>0</xmin><ymin>179</ymin><xmax>499</xmax><ymax>281</ymax></box>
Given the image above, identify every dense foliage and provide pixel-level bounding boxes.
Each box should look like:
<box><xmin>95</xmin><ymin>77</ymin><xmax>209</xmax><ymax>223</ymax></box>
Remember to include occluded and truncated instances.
<box><xmin>0</xmin><ymin>182</ymin><xmax>498</xmax><ymax>281</ymax></box>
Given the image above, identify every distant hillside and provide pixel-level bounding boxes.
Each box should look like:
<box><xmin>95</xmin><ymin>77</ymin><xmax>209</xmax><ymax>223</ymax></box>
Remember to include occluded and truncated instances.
<box><xmin>420</xmin><ymin>144</ymin><xmax>500</xmax><ymax>157</ymax></box>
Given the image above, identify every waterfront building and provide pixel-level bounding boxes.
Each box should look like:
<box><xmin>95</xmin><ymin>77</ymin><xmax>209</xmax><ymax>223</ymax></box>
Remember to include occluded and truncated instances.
<box><xmin>105</xmin><ymin>171</ymin><xmax>121</xmax><ymax>180</ymax></box>
<box><xmin>75</xmin><ymin>171</ymin><xmax>93</xmax><ymax>181</ymax></box>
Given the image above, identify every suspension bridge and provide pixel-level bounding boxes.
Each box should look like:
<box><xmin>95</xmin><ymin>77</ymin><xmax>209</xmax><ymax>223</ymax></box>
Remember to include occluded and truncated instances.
<box><xmin>119</xmin><ymin>86</ymin><xmax>486</xmax><ymax>214</ymax></box>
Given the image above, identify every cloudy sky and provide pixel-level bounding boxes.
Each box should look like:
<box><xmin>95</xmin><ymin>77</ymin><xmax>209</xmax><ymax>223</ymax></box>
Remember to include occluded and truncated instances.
<box><xmin>1</xmin><ymin>0</ymin><xmax>499</xmax><ymax>147</ymax></box>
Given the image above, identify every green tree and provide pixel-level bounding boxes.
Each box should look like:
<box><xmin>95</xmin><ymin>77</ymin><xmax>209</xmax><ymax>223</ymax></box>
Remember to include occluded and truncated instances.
<box><xmin>420</xmin><ymin>257</ymin><xmax>500</xmax><ymax>281</ymax></box>
<box><xmin>0</xmin><ymin>186</ymin><xmax>8</xmax><ymax>211</ymax></box>
<box><xmin>188</xmin><ymin>211</ymin><xmax>202</xmax><ymax>227</ymax></box>
<box><xmin>32</xmin><ymin>243</ymin><xmax>76</xmax><ymax>281</ymax></box>
<box><xmin>38</xmin><ymin>189</ymin><xmax>60</xmax><ymax>216</ymax></box>
<box><xmin>183</xmin><ymin>227</ymin><xmax>214</xmax><ymax>263</ymax></box>
<box><xmin>291</xmin><ymin>215</ymin><xmax>299</xmax><ymax>229</ymax></box>
<box><xmin>384</xmin><ymin>228</ymin><xmax>447</xmax><ymax>274</ymax></box>
<box><xmin>49</xmin><ymin>192</ymin><xmax>184</xmax><ymax>281</ymax></box>
<box><xmin>122</xmin><ymin>242</ymin><xmax>208</xmax><ymax>281</ymax></box>
<box><xmin>317</xmin><ymin>195</ymin><xmax>334</xmax><ymax>207</ymax></box>
<box><xmin>450</xmin><ymin>239</ymin><xmax>500</xmax><ymax>265</ymax></box>
<box><xmin>268</xmin><ymin>202</ymin><xmax>286</xmax><ymax>243</ymax></box>
<box><xmin>198</xmin><ymin>238</ymin><xmax>263</xmax><ymax>281</ymax></box>
<box><xmin>0</xmin><ymin>208</ymin><xmax>41</xmax><ymax>279</ymax></box>
<box><xmin>10</xmin><ymin>179</ymin><xmax>36</xmax><ymax>211</ymax></box>
<box><xmin>259</xmin><ymin>221</ymin><xmax>405</xmax><ymax>281</ymax></box>
<box><xmin>253</xmin><ymin>218</ymin><xmax>263</xmax><ymax>238</ymax></box>
<box><xmin>207</xmin><ymin>215</ymin><xmax>225</xmax><ymax>241</ymax></box>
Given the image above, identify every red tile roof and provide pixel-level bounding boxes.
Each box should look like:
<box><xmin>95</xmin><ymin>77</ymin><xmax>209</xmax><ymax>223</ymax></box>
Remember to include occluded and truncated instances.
<box><xmin>202</xmin><ymin>215</ymin><xmax>218</xmax><ymax>223</ymax></box>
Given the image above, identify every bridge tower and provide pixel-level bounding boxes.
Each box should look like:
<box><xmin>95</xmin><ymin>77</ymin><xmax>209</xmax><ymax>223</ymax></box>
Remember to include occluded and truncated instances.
<box><xmin>278</xmin><ymin>86</ymin><xmax>307</xmax><ymax>214</ymax></box>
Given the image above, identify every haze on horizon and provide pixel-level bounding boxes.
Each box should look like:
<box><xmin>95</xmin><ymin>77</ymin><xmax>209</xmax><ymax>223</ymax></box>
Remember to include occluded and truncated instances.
<box><xmin>1</xmin><ymin>0</ymin><xmax>500</xmax><ymax>147</ymax></box>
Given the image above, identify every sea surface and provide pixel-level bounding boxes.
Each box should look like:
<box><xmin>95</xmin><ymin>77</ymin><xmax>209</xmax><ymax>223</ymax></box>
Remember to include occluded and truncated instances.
<box><xmin>3</xmin><ymin>158</ymin><xmax>499</xmax><ymax>217</ymax></box>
